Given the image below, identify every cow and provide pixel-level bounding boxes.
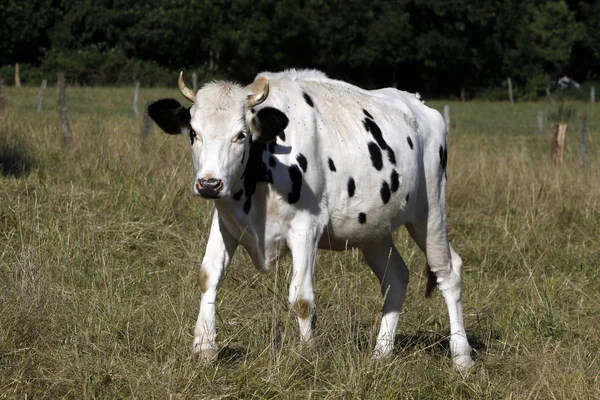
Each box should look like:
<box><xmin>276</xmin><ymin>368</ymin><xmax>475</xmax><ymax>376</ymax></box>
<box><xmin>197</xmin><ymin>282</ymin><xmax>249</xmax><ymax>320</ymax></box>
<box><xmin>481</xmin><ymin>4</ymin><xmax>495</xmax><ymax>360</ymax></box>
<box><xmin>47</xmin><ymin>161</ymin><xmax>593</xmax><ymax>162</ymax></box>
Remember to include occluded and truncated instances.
<box><xmin>147</xmin><ymin>69</ymin><xmax>475</xmax><ymax>370</ymax></box>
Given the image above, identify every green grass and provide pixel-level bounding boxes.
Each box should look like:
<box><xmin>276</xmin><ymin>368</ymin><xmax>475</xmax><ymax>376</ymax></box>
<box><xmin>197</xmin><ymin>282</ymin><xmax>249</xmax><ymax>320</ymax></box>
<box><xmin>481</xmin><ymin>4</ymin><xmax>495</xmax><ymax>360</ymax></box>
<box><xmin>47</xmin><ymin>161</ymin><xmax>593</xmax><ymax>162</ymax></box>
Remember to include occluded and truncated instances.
<box><xmin>1</xmin><ymin>85</ymin><xmax>599</xmax><ymax>399</ymax></box>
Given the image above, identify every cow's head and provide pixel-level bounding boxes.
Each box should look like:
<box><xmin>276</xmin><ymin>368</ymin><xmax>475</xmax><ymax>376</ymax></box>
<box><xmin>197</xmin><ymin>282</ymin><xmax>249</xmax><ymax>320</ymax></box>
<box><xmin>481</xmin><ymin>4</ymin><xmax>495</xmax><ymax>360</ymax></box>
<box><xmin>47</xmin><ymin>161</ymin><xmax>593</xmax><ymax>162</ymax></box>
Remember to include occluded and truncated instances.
<box><xmin>148</xmin><ymin>73</ymin><xmax>289</xmax><ymax>199</ymax></box>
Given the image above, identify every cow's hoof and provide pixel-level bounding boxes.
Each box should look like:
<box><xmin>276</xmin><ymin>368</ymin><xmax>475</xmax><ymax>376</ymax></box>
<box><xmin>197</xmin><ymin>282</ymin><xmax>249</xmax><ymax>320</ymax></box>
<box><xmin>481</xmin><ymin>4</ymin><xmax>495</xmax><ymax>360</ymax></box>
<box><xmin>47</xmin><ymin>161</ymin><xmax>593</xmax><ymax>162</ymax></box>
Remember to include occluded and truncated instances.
<box><xmin>193</xmin><ymin>341</ymin><xmax>219</xmax><ymax>363</ymax></box>
<box><xmin>453</xmin><ymin>355</ymin><xmax>475</xmax><ymax>372</ymax></box>
<box><xmin>197</xmin><ymin>348</ymin><xmax>218</xmax><ymax>362</ymax></box>
<box><xmin>371</xmin><ymin>347</ymin><xmax>393</xmax><ymax>360</ymax></box>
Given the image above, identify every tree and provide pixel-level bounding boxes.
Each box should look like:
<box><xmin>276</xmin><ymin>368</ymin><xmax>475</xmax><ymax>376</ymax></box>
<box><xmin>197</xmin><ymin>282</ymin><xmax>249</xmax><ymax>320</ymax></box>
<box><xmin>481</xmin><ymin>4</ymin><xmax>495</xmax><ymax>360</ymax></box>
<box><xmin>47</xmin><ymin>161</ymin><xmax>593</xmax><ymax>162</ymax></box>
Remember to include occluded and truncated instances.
<box><xmin>0</xmin><ymin>0</ymin><xmax>59</xmax><ymax>65</ymax></box>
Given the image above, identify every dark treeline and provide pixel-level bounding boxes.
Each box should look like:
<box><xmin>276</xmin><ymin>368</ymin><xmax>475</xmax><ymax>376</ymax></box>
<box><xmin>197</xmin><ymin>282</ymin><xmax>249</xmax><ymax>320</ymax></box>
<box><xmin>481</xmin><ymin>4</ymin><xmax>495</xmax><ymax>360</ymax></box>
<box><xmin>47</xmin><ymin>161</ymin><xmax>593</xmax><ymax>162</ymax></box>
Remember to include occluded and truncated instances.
<box><xmin>1</xmin><ymin>0</ymin><xmax>598</xmax><ymax>98</ymax></box>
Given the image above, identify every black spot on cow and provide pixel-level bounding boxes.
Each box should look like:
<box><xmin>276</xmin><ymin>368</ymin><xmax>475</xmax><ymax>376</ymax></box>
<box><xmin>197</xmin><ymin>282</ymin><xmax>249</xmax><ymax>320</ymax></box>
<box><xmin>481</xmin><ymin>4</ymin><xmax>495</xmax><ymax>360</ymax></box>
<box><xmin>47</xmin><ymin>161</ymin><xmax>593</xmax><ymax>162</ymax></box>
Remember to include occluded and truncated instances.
<box><xmin>189</xmin><ymin>126</ymin><xmax>196</xmax><ymax>146</ymax></box>
<box><xmin>269</xmin><ymin>156</ymin><xmax>276</xmax><ymax>167</ymax></box>
<box><xmin>233</xmin><ymin>189</ymin><xmax>244</xmax><ymax>201</ymax></box>
<box><xmin>367</xmin><ymin>142</ymin><xmax>383</xmax><ymax>171</ymax></box>
<box><xmin>380</xmin><ymin>181</ymin><xmax>391</xmax><ymax>204</ymax></box>
<box><xmin>296</xmin><ymin>153</ymin><xmax>308</xmax><ymax>172</ymax></box>
<box><xmin>407</xmin><ymin>136</ymin><xmax>414</xmax><ymax>149</ymax></box>
<box><xmin>303</xmin><ymin>92</ymin><xmax>314</xmax><ymax>107</ymax></box>
<box><xmin>387</xmin><ymin>148</ymin><xmax>396</xmax><ymax>165</ymax></box>
<box><xmin>278</xmin><ymin>131</ymin><xmax>286</xmax><ymax>142</ymax></box>
<box><xmin>254</xmin><ymin>107</ymin><xmax>289</xmax><ymax>143</ymax></box>
<box><xmin>241</xmin><ymin>148</ymin><xmax>246</xmax><ymax>165</ymax></box>
<box><xmin>443</xmin><ymin>148</ymin><xmax>448</xmax><ymax>170</ymax></box>
<box><xmin>243</xmin><ymin>197</ymin><xmax>252</xmax><ymax>213</ymax></box>
<box><xmin>347</xmin><ymin>177</ymin><xmax>356</xmax><ymax>197</ymax></box>
<box><xmin>362</xmin><ymin>109</ymin><xmax>374</xmax><ymax>119</ymax></box>
<box><xmin>390</xmin><ymin>170</ymin><xmax>399</xmax><ymax>193</ymax></box>
<box><xmin>405</xmin><ymin>193</ymin><xmax>410</xmax><ymax>202</ymax></box>
<box><xmin>439</xmin><ymin>145</ymin><xmax>448</xmax><ymax>170</ymax></box>
<box><xmin>328</xmin><ymin>157</ymin><xmax>337</xmax><ymax>172</ymax></box>
<box><xmin>288</xmin><ymin>165</ymin><xmax>303</xmax><ymax>204</ymax></box>
<box><xmin>241</xmin><ymin>141</ymin><xmax>273</xmax><ymax>214</ymax></box>
<box><xmin>269</xmin><ymin>143</ymin><xmax>276</xmax><ymax>153</ymax></box>
<box><xmin>363</xmin><ymin>118</ymin><xmax>388</xmax><ymax>150</ymax></box>
<box><xmin>358</xmin><ymin>213</ymin><xmax>367</xmax><ymax>224</ymax></box>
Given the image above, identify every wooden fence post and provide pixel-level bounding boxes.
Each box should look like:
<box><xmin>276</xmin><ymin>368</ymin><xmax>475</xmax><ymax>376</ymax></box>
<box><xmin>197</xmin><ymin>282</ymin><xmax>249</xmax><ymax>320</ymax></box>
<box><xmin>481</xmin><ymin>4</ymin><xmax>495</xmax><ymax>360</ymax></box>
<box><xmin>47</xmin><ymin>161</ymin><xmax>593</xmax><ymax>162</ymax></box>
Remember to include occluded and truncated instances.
<box><xmin>57</xmin><ymin>72</ymin><xmax>72</xmax><ymax>147</ymax></box>
<box><xmin>192</xmin><ymin>72</ymin><xmax>198</xmax><ymax>91</ymax></box>
<box><xmin>536</xmin><ymin>111</ymin><xmax>544</xmax><ymax>135</ymax></box>
<box><xmin>141</xmin><ymin>101</ymin><xmax>153</xmax><ymax>138</ymax></box>
<box><xmin>507</xmin><ymin>77</ymin><xmax>514</xmax><ymax>104</ymax></box>
<box><xmin>461</xmin><ymin>87</ymin><xmax>466</xmax><ymax>102</ymax></box>
<box><xmin>591</xmin><ymin>86</ymin><xmax>595</xmax><ymax>104</ymax></box>
<box><xmin>36</xmin><ymin>79</ymin><xmax>47</xmax><ymax>112</ymax></box>
<box><xmin>0</xmin><ymin>77</ymin><xmax>4</xmax><ymax>117</ymax></box>
<box><xmin>580</xmin><ymin>115</ymin><xmax>588</xmax><ymax>169</ymax></box>
<box><xmin>551</xmin><ymin>123</ymin><xmax>567</xmax><ymax>166</ymax></box>
<box><xmin>443</xmin><ymin>104</ymin><xmax>450</xmax><ymax>133</ymax></box>
<box><xmin>15</xmin><ymin>63</ymin><xmax>21</xmax><ymax>88</ymax></box>
<box><xmin>133</xmin><ymin>82</ymin><xmax>140</xmax><ymax>117</ymax></box>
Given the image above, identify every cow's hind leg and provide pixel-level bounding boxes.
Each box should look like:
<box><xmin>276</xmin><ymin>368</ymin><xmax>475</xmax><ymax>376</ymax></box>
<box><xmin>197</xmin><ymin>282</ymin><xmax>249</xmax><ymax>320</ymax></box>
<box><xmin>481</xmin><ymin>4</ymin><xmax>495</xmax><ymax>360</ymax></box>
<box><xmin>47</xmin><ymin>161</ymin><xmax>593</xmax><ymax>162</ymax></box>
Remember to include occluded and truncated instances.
<box><xmin>406</xmin><ymin>218</ymin><xmax>474</xmax><ymax>371</ymax></box>
<box><xmin>361</xmin><ymin>237</ymin><xmax>409</xmax><ymax>359</ymax></box>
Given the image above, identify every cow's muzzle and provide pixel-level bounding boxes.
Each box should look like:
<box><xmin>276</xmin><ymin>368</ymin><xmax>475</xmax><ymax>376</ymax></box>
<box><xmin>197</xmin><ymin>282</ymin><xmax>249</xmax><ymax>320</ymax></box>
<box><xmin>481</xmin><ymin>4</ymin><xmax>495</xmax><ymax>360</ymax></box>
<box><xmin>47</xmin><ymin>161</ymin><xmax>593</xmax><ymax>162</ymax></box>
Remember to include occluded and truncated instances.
<box><xmin>196</xmin><ymin>178</ymin><xmax>224</xmax><ymax>198</ymax></box>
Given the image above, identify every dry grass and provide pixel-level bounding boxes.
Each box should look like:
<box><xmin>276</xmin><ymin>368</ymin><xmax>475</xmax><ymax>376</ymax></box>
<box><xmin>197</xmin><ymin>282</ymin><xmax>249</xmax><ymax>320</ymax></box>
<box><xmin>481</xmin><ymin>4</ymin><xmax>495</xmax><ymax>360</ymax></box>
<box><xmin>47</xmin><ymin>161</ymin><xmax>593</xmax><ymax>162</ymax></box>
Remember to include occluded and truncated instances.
<box><xmin>1</xmin><ymin>85</ymin><xmax>599</xmax><ymax>399</ymax></box>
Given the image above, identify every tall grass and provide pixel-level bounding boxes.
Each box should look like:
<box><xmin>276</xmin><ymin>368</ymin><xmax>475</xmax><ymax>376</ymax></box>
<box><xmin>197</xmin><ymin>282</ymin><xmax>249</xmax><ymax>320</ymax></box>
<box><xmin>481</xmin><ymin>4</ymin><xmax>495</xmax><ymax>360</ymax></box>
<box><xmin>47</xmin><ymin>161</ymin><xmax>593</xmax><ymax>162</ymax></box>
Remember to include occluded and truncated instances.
<box><xmin>1</xmin><ymin>86</ymin><xmax>599</xmax><ymax>398</ymax></box>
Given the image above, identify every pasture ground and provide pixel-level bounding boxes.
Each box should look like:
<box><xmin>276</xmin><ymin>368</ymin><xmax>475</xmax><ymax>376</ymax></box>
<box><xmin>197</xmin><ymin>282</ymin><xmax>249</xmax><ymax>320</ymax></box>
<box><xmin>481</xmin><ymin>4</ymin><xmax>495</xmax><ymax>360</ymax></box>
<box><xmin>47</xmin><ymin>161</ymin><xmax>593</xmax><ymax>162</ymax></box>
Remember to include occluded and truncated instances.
<box><xmin>0</xmin><ymin>86</ymin><xmax>599</xmax><ymax>399</ymax></box>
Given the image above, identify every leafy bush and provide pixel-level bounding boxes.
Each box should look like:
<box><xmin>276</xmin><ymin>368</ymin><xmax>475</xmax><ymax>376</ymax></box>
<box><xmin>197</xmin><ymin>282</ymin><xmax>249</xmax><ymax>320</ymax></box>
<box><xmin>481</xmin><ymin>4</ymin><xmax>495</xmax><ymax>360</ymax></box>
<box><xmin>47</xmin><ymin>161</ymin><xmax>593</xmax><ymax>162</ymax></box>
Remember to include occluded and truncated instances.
<box><xmin>0</xmin><ymin>46</ymin><xmax>179</xmax><ymax>87</ymax></box>
<box><xmin>0</xmin><ymin>63</ymin><xmax>47</xmax><ymax>86</ymax></box>
<box><xmin>521</xmin><ymin>72</ymin><xmax>553</xmax><ymax>101</ymax></box>
<box><xmin>476</xmin><ymin>85</ymin><xmax>511</xmax><ymax>102</ymax></box>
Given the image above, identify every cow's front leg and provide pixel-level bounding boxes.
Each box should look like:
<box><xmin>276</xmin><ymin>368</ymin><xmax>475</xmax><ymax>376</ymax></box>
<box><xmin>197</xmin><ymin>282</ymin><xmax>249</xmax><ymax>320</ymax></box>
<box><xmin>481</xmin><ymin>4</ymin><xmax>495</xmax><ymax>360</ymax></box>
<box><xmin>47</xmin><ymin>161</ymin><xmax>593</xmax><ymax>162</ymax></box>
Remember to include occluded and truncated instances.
<box><xmin>193</xmin><ymin>211</ymin><xmax>238</xmax><ymax>361</ymax></box>
<box><xmin>287</xmin><ymin>216</ymin><xmax>322</xmax><ymax>341</ymax></box>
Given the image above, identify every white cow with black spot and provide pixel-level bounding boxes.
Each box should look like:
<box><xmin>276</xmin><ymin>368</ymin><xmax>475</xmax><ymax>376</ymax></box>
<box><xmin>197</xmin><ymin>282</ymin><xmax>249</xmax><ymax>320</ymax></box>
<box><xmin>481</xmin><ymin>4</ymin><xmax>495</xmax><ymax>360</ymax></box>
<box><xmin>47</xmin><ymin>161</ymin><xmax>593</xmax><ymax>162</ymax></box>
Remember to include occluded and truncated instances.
<box><xmin>148</xmin><ymin>69</ymin><xmax>475</xmax><ymax>370</ymax></box>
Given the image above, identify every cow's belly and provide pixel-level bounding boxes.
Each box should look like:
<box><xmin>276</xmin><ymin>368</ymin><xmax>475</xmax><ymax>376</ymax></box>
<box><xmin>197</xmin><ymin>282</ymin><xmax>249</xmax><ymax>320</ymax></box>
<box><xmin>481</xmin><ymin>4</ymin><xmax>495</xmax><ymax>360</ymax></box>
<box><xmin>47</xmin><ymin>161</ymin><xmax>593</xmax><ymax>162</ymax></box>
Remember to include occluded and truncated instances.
<box><xmin>323</xmin><ymin>195</ymin><xmax>413</xmax><ymax>246</ymax></box>
<box><xmin>321</xmin><ymin>146</ymin><xmax>421</xmax><ymax>245</ymax></box>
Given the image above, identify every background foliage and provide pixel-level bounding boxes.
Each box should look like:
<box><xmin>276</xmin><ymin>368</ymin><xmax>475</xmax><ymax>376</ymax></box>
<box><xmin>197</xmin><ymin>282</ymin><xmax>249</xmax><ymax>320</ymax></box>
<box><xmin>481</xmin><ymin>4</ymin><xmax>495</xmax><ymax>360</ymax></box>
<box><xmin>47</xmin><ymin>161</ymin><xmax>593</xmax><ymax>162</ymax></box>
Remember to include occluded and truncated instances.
<box><xmin>0</xmin><ymin>0</ymin><xmax>598</xmax><ymax>97</ymax></box>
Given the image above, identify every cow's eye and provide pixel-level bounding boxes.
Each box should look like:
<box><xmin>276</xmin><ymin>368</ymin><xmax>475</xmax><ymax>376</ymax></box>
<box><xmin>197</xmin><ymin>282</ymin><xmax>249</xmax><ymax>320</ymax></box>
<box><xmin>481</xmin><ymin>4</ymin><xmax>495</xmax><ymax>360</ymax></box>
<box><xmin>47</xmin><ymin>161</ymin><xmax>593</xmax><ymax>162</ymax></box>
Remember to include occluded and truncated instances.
<box><xmin>189</xmin><ymin>127</ymin><xmax>196</xmax><ymax>146</ymax></box>
<box><xmin>233</xmin><ymin>131</ymin><xmax>246</xmax><ymax>143</ymax></box>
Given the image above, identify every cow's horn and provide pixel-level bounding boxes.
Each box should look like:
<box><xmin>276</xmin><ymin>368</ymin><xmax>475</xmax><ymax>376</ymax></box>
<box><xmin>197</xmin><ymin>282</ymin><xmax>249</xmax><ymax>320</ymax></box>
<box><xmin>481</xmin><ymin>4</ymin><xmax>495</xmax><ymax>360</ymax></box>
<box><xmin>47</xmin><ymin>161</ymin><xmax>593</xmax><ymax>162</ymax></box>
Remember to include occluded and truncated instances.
<box><xmin>178</xmin><ymin>71</ymin><xmax>197</xmax><ymax>102</ymax></box>
<box><xmin>247</xmin><ymin>77</ymin><xmax>269</xmax><ymax>107</ymax></box>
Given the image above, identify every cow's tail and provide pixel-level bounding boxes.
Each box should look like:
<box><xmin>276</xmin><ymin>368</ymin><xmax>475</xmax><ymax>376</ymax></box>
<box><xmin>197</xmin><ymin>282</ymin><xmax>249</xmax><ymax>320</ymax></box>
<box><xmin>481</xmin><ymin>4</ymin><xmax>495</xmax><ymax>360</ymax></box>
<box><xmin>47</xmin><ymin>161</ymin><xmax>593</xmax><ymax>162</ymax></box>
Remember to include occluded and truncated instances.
<box><xmin>425</xmin><ymin>263</ymin><xmax>437</xmax><ymax>298</ymax></box>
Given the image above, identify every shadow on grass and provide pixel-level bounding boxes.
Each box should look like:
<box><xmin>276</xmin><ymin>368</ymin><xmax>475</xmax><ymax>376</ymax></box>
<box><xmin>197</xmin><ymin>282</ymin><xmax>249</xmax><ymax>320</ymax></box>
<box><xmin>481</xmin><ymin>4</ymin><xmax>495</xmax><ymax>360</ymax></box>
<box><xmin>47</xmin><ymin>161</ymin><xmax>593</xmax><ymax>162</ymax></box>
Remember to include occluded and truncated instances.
<box><xmin>0</xmin><ymin>144</ymin><xmax>34</xmax><ymax>177</ymax></box>
<box><xmin>217</xmin><ymin>346</ymin><xmax>247</xmax><ymax>363</ymax></box>
<box><xmin>356</xmin><ymin>328</ymin><xmax>486</xmax><ymax>356</ymax></box>
<box><xmin>212</xmin><ymin>332</ymin><xmax>485</xmax><ymax>365</ymax></box>
<box><xmin>395</xmin><ymin>332</ymin><xmax>485</xmax><ymax>354</ymax></box>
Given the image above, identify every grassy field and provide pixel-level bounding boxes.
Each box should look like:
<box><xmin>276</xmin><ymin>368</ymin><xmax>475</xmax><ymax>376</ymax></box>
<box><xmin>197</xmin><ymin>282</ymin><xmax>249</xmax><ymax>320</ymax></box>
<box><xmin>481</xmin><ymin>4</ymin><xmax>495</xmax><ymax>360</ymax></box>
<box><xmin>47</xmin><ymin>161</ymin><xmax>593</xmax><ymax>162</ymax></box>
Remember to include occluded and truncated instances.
<box><xmin>1</xmin><ymin>84</ymin><xmax>599</xmax><ymax>399</ymax></box>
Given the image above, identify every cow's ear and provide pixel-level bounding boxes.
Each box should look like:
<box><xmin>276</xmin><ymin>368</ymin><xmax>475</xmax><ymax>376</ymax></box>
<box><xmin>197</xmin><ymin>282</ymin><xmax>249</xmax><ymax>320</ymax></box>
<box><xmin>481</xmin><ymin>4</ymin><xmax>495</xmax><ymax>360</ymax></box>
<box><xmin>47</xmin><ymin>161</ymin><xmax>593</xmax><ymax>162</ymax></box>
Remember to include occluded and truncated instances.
<box><xmin>253</xmin><ymin>107</ymin><xmax>289</xmax><ymax>143</ymax></box>
<box><xmin>147</xmin><ymin>99</ymin><xmax>191</xmax><ymax>134</ymax></box>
